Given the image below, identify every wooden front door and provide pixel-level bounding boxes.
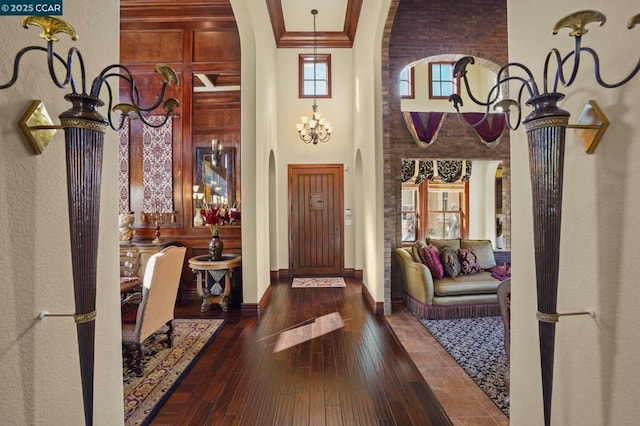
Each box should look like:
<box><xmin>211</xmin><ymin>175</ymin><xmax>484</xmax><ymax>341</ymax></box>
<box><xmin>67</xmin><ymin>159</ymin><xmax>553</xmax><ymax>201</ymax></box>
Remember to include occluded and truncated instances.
<box><xmin>289</xmin><ymin>164</ymin><xmax>344</xmax><ymax>277</ymax></box>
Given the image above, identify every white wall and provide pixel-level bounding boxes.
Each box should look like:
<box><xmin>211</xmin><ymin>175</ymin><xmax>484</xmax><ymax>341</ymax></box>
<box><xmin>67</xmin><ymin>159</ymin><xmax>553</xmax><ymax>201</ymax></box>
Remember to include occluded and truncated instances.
<box><xmin>232</xmin><ymin>0</ymin><xmax>275</xmax><ymax>304</ymax></box>
<box><xmin>0</xmin><ymin>2</ymin><xmax>123</xmax><ymax>424</ymax></box>
<box><xmin>467</xmin><ymin>160</ymin><xmax>500</xmax><ymax>245</ymax></box>
<box><xmin>275</xmin><ymin>48</ymin><xmax>355</xmax><ymax>271</ymax></box>
<box><xmin>509</xmin><ymin>1</ymin><xmax>640</xmax><ymax>424</ymax></box>
<box><xmin>352</xmin><ymin>0</ymin><xmax>391</xmax><ymax>303</ymax></box>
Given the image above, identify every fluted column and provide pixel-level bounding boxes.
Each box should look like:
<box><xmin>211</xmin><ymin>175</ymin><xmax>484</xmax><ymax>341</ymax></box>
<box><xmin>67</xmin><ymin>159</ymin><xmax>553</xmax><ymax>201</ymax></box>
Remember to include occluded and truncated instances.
<box><xmin>523</xmin><ymin>93</ymin><xmax>570</xmax><ymax>426</ymax></box>
<box><xmin>59</xmin><ymin>93</ymin><xmax>108</xmax><ymax>426</ymax></box>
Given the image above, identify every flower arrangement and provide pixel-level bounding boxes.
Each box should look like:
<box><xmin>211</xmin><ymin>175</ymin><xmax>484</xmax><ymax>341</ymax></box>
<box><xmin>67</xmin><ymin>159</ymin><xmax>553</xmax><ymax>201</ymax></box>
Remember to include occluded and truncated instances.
<box><xmin>201</xmin><ymin>204</ymin><xmax>241</xmax><ymax>236</ymax></box>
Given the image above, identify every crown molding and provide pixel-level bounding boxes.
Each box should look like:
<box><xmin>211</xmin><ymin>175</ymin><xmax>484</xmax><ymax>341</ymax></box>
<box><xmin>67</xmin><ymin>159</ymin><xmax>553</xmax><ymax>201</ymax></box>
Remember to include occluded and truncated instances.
<box><xmin>266</xmin><ymin>0</ymin><xmax>363</xmax><ymax>48</ymax></box>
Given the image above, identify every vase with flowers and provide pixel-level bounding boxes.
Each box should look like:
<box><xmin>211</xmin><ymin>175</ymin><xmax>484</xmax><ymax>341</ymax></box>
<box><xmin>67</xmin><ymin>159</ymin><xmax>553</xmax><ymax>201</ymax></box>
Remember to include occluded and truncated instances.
<box><xmin>201</xmin><ymin>204</ymin><xmax>241</xmax><ymax>261</ymax></box>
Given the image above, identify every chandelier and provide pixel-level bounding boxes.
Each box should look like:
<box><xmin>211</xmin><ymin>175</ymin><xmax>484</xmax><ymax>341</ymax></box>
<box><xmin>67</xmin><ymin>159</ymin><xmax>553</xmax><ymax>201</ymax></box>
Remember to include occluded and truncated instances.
<box><xmin>296</xmin><ymin>9</ymin><xmax>333</xmax><ymax>145</ymax></box>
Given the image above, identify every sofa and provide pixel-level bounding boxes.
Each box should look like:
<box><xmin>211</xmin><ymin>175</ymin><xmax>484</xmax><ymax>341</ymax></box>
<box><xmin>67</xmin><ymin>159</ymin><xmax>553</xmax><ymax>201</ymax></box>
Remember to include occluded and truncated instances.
<box><xmin>394</xmin><ymin>238</ymin><xmax>510</xmax><ymax>319</ymax></box>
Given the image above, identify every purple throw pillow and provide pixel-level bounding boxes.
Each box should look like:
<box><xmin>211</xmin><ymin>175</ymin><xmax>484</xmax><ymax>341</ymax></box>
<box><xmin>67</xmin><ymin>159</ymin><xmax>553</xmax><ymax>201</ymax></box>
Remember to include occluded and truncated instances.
<box><xmin>458</xmin><ymin>247</ymin><xmax>481</xmax><ymax>274</ymax></box>
<box><xmin>422</xmin><ymin>244</ymin><xmax>444</xmax><ymax>279</ymax></box>
<box><xmin>491</xmin><ymin>263</ymin><xmax>511</xmax><ymax>280</ymax></box>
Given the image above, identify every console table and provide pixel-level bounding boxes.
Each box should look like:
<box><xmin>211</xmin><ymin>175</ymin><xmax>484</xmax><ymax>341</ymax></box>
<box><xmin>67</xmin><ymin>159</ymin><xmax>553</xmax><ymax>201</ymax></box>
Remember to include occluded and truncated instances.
<box><xmin>188</xmin><ymin>254</ymin><xmax>241</xmax><ymax>312</ymax></box>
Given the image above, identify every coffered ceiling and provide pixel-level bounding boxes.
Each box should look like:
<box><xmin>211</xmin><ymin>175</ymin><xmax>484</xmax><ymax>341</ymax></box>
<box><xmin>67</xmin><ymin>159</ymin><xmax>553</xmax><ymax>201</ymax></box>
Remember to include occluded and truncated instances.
<box><xmin>121</xmin><ymin>0</ymin><xmax>363</xmax><ymax>49</ymax></box>
<box><xmin>266</xmin><ymin>0</ymin><xmax>363</xmax><ymax>48</ymax></box>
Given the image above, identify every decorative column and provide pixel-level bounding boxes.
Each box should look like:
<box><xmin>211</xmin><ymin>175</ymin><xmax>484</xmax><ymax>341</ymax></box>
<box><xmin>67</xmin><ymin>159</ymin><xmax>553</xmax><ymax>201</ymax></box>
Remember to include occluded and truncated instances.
<box><xmin>522</xmin><ymin>93</ymin><xmax>570</xmax><ymax>426</ymax></box>
<box><xmin>58</xmin><ymin>93</ymin><xmax>108</xmax><ymax>425</ymax></box>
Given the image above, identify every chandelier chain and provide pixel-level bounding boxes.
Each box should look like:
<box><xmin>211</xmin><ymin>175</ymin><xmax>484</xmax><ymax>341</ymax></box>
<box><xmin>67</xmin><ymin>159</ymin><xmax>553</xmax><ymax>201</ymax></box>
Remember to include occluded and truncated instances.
<box><xmin>296</xmin><ymin>9</ymin><xmax>332</xmax><ymax>145</ymax></box>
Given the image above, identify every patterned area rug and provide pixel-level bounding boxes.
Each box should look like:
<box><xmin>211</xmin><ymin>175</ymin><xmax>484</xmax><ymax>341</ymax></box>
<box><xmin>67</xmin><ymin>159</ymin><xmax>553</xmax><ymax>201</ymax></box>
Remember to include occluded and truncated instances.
<box><xmin>291</xmin><ymin>277</ymin><xmax>346</xmax><ymax>288</ymax></box>
<box><xmin>123</xmin><ymin>318</ymin><xmax>225</xmax><ymax>425</ymax></box>
<box><xmin>419</xmin><ymin>316</ymin><xmax>509</xmax><ymax>416</ymax></box>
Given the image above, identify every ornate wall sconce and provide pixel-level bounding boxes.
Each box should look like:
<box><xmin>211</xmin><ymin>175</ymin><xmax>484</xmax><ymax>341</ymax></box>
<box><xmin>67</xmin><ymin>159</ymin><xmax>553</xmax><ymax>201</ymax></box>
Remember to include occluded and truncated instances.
<box><xmin>211</xmin><ymin>138</ymin><xmax>223</xmax><ymax>166</ymax></box>
<box><xmin>2</xmin><ymin>16</ymin><xmax>179</xmax><ymax>425</ymax></box>
<box><xmin>449</xmin><ymin>10</ymin><xmax>639</xmax><ymax>426</ymax></box>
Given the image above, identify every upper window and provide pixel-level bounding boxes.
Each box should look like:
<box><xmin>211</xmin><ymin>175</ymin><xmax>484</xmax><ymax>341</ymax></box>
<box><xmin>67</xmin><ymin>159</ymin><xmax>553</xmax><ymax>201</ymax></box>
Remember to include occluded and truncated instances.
<box><xmin>299</xmin><ymin>54</ymin><xmax>331</xmax><ymax>98</ymax></box>
<box><xmin>429</xmin><ymin>62</ymin><xmax>459</xmax><ymax>99</ymax></box>
<box><xmin>399</xmin><ymin>67</ymin><xmax>415</xmax><ymax>99</ymax></box>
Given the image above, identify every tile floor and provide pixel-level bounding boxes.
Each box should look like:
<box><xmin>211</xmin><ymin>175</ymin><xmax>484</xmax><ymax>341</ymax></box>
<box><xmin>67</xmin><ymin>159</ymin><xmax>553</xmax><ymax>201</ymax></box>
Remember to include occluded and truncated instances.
<box><xmin>385</xmin><ymin>304</ymin><xmax>509</xmax><ymax>426</ymax></box>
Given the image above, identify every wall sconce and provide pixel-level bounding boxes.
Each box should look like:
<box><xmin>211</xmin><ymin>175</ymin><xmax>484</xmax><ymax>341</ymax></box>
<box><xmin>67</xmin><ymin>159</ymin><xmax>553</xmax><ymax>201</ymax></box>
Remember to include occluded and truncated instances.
<box><xmin>211</xmin><ymin>138</ymin><xmax>222</xmax><ymax>166</ymax></box>
<box><xmin>3</xmin><ymin>16</ymin><xmax>179</xmax><ymax>425</ymax></box>
<box><xmin>449</xmin><ymin>10</ymin><xmax>639</xmax><ymax>426</ymax></box>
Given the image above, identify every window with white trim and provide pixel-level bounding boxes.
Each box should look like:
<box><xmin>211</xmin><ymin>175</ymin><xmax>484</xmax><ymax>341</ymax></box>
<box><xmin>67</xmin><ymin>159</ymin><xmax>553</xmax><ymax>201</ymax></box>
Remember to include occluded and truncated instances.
<box><xmin>429</xmin><ymin>62</ymin><xmax>459</xmax><ymax>99</ymax></box>
<box><xmin>400</xmin><ymin>66</ymin><xmax>415</xmax><ymax>99</ymax></box>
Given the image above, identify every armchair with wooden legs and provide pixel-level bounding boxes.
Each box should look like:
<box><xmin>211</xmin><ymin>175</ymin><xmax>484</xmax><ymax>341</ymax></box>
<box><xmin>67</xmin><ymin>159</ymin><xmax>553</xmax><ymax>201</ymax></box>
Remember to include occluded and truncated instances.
<box><xmin>121</xmin><ymin>245</ymin><xmax>186</xmax><ymax>376</ymax></box>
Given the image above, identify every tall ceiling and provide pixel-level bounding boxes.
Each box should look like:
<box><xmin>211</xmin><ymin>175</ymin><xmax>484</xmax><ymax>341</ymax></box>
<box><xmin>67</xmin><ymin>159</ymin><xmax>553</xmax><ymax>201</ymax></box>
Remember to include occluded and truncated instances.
<box><xmin>266</xmin><ymin>0</ymin><xmax>362</xmax><ymax>48</ymax></box>
<box><xmin>121</xmin><ymin>0</ymin><xmax>362</xmax><ymax>49</ymax></box>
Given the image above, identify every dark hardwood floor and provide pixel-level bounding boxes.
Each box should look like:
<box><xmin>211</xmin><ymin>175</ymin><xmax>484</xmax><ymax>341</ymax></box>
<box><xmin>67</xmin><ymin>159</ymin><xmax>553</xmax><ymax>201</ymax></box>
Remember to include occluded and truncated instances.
<box><xmin>154</xmin><ymin>277</ymin><xmax>452</xmax><ymax>425</ymax></box>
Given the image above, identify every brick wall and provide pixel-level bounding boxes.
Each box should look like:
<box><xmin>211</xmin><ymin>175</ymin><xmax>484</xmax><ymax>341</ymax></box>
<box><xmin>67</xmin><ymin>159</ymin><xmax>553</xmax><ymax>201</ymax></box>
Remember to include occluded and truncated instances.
<box><xmin>382</xmin><ymin>0</ymin><xmax>510</xmax><ymax>305</ymax></box>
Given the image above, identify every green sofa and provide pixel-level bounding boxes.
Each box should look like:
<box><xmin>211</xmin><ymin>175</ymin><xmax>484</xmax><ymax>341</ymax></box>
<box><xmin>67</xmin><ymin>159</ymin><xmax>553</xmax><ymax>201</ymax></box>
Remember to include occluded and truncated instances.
<box><xmin>394</xmin><ymin>238</ymin><xmax>510</xmax><ymax>319</ymax></box>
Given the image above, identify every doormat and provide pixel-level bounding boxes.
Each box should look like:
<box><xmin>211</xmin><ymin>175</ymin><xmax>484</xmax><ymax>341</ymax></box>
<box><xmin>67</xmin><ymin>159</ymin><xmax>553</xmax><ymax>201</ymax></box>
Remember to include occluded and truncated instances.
<box><xmin>291</xmin><ymin>277</ymin><xmax>346</xmax><ymax>288</ymax></box>
<box><xmin>123</xmin><ymin>318</ymin><xmax>225</xmax><ymax>425</ymax></box>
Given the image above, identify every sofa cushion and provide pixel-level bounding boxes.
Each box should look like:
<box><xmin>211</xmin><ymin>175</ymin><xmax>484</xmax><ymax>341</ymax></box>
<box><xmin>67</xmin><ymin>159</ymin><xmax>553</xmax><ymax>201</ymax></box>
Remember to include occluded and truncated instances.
<box><xmin>428</xmin><ymin>238</ymin><xmax>461</xmax><ymax>251</ymax></box>
<box><xmin>461</xmin><ymin>239</ymin><xmax>496</xmax><ymax>269</ymax></box>
<box><xmin>440</xmin><ymin>246</ymin><xmax>461</xmax><ymax>277</ymax></box>
<box><xmin>458</xmin><ymin>247</ymin><xmax>482</xmax><ymax>274</ymax></box>
<box><xmin>433</xmin><ymin>271</ymin><xmax>501</xmax><ymax>296</ymax></box>
<box><xmin>423</xmin><ymin>244</ymin><xmax>444</xmax><ymax>279</ymax></box>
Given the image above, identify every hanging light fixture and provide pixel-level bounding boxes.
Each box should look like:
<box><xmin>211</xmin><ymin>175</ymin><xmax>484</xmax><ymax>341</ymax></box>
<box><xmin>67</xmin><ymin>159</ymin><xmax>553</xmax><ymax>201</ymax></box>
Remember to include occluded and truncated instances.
<box><xmin>296</xmin><ymin>9</ymin><xmax>333</xmax><ymax>145</ymax></box>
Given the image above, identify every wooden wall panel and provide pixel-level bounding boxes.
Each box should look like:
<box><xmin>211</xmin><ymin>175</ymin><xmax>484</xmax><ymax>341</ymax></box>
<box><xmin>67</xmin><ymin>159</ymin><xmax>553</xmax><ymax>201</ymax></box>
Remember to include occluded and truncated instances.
<box><xmin>120</xmin><ymin>0</ymin><xmax>242</xmax><ymax>300</ymax></box>
<box><xmin>192</xmin><ymin>30</ymin><xmax>241</xmax><ymax>63</ymax></box>
<box><xmin>120</xmin><ymin>71</ymin><xmax>183</xmax><ymax>113</ymax></box>
<box><xmin>192</xmin><ymin>108</ymin><xmax>240</xmax><ymax>130</ymax></box>
<box><xmin>121</xmin><ymin>29</ymin><xmax>184</xmax><ymax>64</ymax></box>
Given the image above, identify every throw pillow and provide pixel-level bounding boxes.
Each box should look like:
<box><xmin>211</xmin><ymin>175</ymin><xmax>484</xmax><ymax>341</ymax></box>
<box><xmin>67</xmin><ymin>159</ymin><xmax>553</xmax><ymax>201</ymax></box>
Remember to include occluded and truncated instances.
<box><xmin>411</xmin><ymin>240</ymin><xmax>428</xmax><ymax>263</ymax></box>
<box><xmin>461</xmin><ymin>239</ymin><xmax>497</xmax><ymax>269</ymax></box>
<box><xmin>440</xmin><ymin>245</ymin><xmax>461</xmax><ymax>277</ymax></box>
<box><xmin>458</xmin><ymin>247</ymin><xmax>482</xmax><ymax>274</ymax></box>
<box><xmin>422</xmin><ymin>244</ymin><xmax>444</xmax><ymax>279</ymax></box>
<box><xmin>491</xmin><ymin>263</ymin><xmax>511</xmax><ymax>281</ymax></box>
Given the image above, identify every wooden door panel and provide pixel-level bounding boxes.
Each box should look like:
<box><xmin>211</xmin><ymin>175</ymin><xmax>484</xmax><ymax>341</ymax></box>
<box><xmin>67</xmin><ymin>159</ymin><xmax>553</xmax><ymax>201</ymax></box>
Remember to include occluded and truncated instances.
<box><xmin>289</xmin><ymin>165</ymin><xmax>343</xmax><ymax>276</ymax></box>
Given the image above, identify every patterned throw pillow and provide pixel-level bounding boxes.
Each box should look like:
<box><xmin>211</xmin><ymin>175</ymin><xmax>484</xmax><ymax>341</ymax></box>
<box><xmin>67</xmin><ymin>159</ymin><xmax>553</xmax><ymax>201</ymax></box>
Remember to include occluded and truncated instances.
<box><xmin>458</xmin><ymin>247</ymin><xmax>482</xmax><ymax>274</ymax></box>
<box><xmin>422</xmin><ymin>244</ymin><xmax>444</xmax><ymax>279</ymax></box>
<box><xmin>440</xmin><ymin>245</ymin><xmax>461</xmax><ymax>277</ymax></box>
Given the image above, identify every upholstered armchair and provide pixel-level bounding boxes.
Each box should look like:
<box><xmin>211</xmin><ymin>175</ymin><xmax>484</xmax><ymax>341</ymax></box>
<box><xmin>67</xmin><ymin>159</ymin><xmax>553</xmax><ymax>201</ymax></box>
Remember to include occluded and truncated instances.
<box><xmin>121</xmin><ymin>245</ymin><xmax>186</xmax><ymax>376</ymax></box>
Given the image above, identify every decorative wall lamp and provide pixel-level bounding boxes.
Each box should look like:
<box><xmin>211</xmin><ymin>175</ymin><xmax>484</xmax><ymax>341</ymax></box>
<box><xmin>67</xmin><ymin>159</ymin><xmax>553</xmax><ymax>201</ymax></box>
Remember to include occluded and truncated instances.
<box><xmin>449</xmin><ymin>10</ymin><xmax>639</xmax><ymax>426</ymax></box>
<box><xmin>3</xmin><ymin>16</ymin><xmax>179</xmax><ymax>425</ymax></box>
<box><xmin>296</xmin><ymin>9</ymin><xmax>333</xmax><ymax>145</ymax></box>
<box><xmin>211</xmin><ymin>138</ymin><xmax>223</xmax><ymax>166</ymax></box>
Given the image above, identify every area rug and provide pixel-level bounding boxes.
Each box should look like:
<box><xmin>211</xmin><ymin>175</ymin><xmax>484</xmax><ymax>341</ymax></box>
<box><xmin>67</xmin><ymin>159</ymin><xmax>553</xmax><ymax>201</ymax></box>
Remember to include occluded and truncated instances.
<box><xmin>419</xmin><ymin>316</ymin><xmax>509</xmax><ymax>416</ymax></box>
<box><xmin>123</xmin><ymin>318</ymin><xmax>225</xmax><ymax>426</ymax></box>
<box><xmin>291</xmin><ymin>277</ymin><xmax>346</xmax><ymax>288</ymax></box>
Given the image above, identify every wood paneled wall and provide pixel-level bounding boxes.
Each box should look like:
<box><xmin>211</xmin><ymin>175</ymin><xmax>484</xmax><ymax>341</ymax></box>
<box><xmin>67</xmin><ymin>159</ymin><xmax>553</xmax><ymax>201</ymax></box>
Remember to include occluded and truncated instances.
<box><xmin>120</xmin><ymin>0</ymin><xmax>241</xmax><ymax>300</ymax></box>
